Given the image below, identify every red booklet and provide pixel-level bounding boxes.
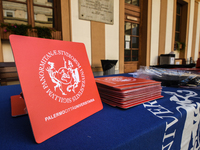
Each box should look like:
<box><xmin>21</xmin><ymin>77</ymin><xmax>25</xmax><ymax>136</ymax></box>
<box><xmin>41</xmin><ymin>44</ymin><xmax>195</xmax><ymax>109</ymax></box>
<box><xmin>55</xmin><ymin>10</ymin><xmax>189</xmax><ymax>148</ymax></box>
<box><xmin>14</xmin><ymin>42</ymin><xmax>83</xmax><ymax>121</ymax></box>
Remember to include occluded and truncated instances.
<box><xmin>95</xmin><ymin>76</ymin><xmax>155</xmax><ymax>88</ymax></box>
<box><xmin>102</xmin><ymin>95</ymin><xmax>163</xmax><ymax>109</ymax></box>
<box><xmin>97</xmin><ymin>83</ymin><xmax>162</xmax><ymax>97</ymax></box>
<box><xmin>99</xmin><ymin>90</ymin><xmax>162</xmax><ymax>101</ymax></box>
<box><xmin>96</xmin><ymin>80</ymin><xmax>160</xmax><ymax>91</ymax></box>
<box><xmin>95</xmin><ymin>76</ymin><xmax>163</xmax><ymax>109</ymax></box>
<box><xmin>9</xmin><ymin>35</ymin><xmax>103</xmax><ymax>143</ymax></box>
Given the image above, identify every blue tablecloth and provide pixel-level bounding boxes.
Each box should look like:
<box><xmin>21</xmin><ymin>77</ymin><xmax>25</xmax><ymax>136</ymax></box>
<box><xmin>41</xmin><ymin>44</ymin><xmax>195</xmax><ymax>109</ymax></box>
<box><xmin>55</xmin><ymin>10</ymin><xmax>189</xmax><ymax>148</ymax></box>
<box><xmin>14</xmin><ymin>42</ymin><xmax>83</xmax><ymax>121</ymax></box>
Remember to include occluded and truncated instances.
<box><xmin>0</xmin><ymin>79</ymin><xmax>200</xmax><ymax>149</ymax></box>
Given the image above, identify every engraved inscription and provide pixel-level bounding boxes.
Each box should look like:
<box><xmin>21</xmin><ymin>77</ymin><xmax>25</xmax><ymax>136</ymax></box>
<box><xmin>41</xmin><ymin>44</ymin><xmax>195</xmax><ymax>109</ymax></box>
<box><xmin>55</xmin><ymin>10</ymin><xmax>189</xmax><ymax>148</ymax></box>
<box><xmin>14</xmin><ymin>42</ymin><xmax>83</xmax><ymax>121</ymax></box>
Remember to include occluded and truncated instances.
<box><xmin>79</xmin><ymin>0</ymin><xmax>114</xmax><ymax>24</ymax></box>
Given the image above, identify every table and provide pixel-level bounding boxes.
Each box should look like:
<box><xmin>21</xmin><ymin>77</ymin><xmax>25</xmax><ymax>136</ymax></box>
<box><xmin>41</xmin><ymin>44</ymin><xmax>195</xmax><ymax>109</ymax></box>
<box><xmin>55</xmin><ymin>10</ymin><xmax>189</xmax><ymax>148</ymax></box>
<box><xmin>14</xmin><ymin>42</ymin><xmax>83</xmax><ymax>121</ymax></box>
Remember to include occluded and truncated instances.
<box><xmin>151</xmin><ymin>64</ymin><xmax>196</xmax><ymax>68</ymax></box>
<box><xmin>1</xmin><ymin>75</ymin><xmax>200</xmax><ymax>150</ymax></box>
<box><xmin>172</xmin><ymin>67</ymin><xmax>200</xmax><ymax>73</ymax></box>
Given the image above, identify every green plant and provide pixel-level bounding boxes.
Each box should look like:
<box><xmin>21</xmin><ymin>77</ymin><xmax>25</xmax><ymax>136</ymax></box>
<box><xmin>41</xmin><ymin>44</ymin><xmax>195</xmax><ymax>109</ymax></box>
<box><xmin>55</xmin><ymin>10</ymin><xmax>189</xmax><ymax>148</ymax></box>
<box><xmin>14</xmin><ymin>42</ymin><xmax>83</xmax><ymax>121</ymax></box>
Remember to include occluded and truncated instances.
<box><xmin>0</xmin><ymin>23</ymin><xmax>55</xmax><ymax>39</ymax></box>
<box><xmin>175</xmin><ymin>41</ymin><xmax>185</xmax><ymax>51</ymax></box>
<box><xmin>34</xmin><ymin>26</ymin><xmax>53</xmax><ymax>39</ymax></box>
<box><xmin>181</xmin><ymin>42</ymin><xmax>185</xmax><ymax>49</ymax></box>
<box><xmin>1</xmin><ymin>23</ymin><xmax>31</xmax><ymax>36</ymax></box>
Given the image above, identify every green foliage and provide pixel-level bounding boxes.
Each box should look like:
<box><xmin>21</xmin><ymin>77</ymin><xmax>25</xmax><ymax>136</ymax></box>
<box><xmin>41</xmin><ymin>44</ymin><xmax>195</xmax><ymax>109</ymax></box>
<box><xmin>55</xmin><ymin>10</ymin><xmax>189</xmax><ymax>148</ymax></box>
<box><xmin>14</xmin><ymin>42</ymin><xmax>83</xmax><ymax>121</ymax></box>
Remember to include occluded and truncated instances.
<box><xmin>1</xmin><ymin>23</ymin><xmax>31</xmax><ymax>36</ymax></box>
<box><xmin>34</xmin><ymin>26</ymin><xmax>52</xmax><ymax>39</ymax></box>
<box><xmin>175</xmin><ymin>41</ymin><xmax>185</xmax><ymax>51</ymax></box>
<box><xmin>181</xmin><ymin>42</ymin><xmax>185</xmax><ymax>49</ymax></box>
<box><xmin>0</xmin><ymin>23</ymin><xmax>55</xmax><ymax>39</ymax></box>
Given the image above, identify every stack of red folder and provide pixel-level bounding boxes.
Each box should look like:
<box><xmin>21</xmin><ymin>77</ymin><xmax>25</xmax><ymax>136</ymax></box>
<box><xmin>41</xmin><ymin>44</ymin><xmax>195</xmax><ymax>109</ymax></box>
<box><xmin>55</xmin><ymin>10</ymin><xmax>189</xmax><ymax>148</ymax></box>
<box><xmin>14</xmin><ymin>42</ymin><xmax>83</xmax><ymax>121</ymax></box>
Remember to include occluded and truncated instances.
<box><xmin>95</xmin><ymin>76</ymin><xmax>163</xmax><ymax>109</ymax></box>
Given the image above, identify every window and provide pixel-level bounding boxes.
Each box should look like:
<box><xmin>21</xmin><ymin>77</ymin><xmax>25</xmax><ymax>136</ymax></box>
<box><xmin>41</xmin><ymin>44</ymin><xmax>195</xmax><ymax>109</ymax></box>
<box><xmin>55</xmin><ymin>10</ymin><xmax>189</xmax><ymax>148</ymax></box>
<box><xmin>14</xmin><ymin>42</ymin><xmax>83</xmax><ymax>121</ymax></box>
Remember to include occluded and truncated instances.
<box><xmin>124</xmin><ymin>0</ymin><xmax>141</xmax><ymax>73</ymax></box>
<box><xmin>1</xmin><ymin>0</ymin><xmax>61</xmax><ymax>30</ymax></box>
<box><xmin>173</xmin><ymin>1</ymin><xmax>188</xmax><ymax>58</ymax></box>
<box><xmin>175</xmin><ymin>3</ymin><xmax>181</xmax><ymax>42</ymax></box>
<box><xmin>124</xmin><ymin>22</ymin><xmax>139</xmax><ymax>61</ymax></box>
<box><xmin>6</xmin><ymin>12</ymin><xmax>13</xmax><ymax>17</ymax></box>
<box><xmin>33</xmin><ymin>0</ymin><xmax>53</xmax><ymax>28</ymax></box>
<box><xmin>125</xmin><ymin>0</ymin><xmax>139</xmax><ymax>6</ymax></box>
<box><xmin>48</xmin><ymin>18</ymin><xmax>53</xmax><ymax>22</ymax></box>
<box><xmin>2</xmin><ymin>0</ymin><xmax>28</xmax><ymax>25</ymax></box>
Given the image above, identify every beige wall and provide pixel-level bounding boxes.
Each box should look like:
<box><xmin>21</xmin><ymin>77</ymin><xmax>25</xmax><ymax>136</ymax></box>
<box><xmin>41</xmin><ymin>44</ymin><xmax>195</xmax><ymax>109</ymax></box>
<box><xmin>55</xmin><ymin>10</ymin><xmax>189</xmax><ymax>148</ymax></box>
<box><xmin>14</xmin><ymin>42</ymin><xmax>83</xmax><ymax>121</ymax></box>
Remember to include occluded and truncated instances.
<box><xmin>194</xmin><ymin>2</ymin><xmax>200</xmax><ymax>61</ymax></box>
<box><xmin>165</xmin><ymin>0</ymin><xmax>174</xmax><ymax>54</ymax></box>
<box><xmin>70</xmin><ymin>0</ymin><xmax>92</xmax><ymax>64</ymax></box>
<box><xmin>150</xmin><ymin>0</ymin><xmax>161</xmax><ymax>65</ymax></box>
<box><xmin>2</xmin><ymin>41</ymin><xmax>14</xmax><ymax>62</ymax></box>
<box><xmin>187</xmin><ymin>0</ymin><xmax>195</xmax><ymax>60</ymax></box>
<box><xmin>105</xmin><ymin>0</ymin><xmax>119</xmax><ymax>70</ymax></box>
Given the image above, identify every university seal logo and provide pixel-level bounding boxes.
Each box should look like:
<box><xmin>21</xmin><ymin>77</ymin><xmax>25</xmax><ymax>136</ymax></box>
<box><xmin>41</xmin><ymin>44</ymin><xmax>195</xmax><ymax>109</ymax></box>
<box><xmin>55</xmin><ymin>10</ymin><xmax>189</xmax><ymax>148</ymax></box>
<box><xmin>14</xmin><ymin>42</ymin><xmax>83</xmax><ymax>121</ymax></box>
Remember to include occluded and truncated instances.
<box><xmin>104</xmin><ymin>77</ymin><xmax>136</xmax><ymax>82</ymax></box>
<box><xmin>39</xmin><ymin>50</ymin><xmax>85</xmax><ymax>103</ymax></box>
<box><xmin>46</xmin><ymin>57</ymin><xmax>80</xmax><ymax>95</ymax></box>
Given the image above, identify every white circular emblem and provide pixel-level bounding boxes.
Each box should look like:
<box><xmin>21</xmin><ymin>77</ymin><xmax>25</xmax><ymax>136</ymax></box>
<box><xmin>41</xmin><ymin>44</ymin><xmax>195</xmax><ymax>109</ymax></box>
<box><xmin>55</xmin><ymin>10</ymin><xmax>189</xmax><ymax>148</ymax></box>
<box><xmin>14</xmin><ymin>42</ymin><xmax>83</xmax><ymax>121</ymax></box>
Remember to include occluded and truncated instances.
<box><xmin>39</xmin><ymin>50</ymin><xmax>85</xmax><ymax>103</ymax></box>
<box><xmin>104</xmin><ymin>77</ymin><xmax>136</xmax><ymax>82</ymax></box>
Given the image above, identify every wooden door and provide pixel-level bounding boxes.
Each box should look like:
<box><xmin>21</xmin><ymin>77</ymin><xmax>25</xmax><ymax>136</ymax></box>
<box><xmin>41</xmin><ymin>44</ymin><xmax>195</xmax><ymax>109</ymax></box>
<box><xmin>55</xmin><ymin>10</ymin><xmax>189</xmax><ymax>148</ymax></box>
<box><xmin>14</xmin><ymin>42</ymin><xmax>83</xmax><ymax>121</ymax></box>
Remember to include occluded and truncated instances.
<box><xmin>124</xmin><ymin>0</ymin><xmax>141</xmax><ymax>73</ymax></box>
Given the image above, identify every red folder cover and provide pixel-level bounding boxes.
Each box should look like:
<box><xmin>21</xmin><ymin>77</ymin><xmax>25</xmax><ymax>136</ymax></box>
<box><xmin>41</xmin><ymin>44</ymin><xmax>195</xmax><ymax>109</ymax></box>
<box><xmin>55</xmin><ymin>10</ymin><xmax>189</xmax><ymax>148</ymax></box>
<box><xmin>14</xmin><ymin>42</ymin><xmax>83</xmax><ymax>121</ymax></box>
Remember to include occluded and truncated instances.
<box><xmin>11</xmin><ymin>95</ymin><xmax>27</xmax><ymax>117</ymax></box>
<box><xmin>9</xmin><ymin>35</ymin><xmax>103</xmax><ymax>143</ymax></box>
<box><xmin>95</xmin><ymin>76</ymin><xmax>155</xmax><ymax>88</ymax></box>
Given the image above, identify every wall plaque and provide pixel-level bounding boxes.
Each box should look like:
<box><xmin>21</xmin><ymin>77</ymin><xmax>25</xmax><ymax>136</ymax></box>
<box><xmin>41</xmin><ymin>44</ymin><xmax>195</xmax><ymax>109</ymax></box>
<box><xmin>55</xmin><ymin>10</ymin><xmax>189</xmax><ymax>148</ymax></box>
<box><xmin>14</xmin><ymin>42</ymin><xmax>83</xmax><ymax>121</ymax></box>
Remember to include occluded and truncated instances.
<box><xmin>79</xmin><ymin>0</ymin><xmax>114</xmax><ymax>25</ymax></box>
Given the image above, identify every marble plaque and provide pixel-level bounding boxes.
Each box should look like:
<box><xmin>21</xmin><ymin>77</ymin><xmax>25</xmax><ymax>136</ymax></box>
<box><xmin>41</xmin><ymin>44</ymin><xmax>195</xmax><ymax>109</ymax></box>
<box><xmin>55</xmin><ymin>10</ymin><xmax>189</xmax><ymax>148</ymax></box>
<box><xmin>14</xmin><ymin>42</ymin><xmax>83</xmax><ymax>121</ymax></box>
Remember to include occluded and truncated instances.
<box><xmin>79</xmin><ymin>0</ymin><xmax>114</xmax><ymax>24</ymax></box>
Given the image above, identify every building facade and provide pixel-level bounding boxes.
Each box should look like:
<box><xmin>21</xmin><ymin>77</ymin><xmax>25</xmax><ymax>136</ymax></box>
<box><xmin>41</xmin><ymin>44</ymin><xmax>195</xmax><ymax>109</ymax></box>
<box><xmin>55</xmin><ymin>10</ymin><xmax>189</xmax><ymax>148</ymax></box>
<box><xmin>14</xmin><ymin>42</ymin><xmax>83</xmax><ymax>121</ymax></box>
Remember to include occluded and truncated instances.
<box><xmin>0</xmin><ymin>0</ymin><xmax>200</xmax><ymax>76</ymax></box>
